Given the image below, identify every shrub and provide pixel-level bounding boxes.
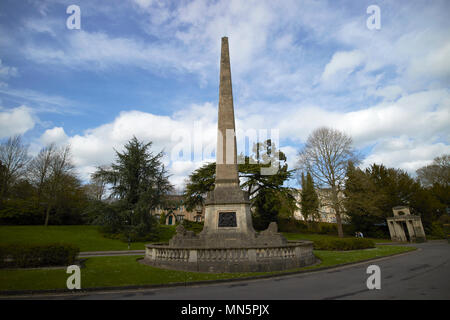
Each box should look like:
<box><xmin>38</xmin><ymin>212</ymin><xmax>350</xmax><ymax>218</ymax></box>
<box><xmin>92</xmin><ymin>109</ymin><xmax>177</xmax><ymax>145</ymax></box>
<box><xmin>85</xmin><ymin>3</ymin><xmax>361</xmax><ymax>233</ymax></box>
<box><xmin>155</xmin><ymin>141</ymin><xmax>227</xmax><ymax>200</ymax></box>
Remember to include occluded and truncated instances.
<box><xmin>182</xmin><ymin>220</ymin><xmax>204</xmax><ymax>234</ymax></box>
<box><xmin>278</xmin><ymin>218</ymin><xmax>308</xmax><ymax>233</ymax></box>
<box><xmin>313</xmin><ymin>238</ymin><xmax>375</xmax><ymax>251</ymax></box>
<box><xmin>318</xmin><ymin>222</ymin><xmax>337</xmax><ymax>235</ymax></box>
<box><xmin>430</xmin><ymin>221</ymin><xmax>446</xmax><ymax>239</ymax></box>
<box><xmin>0</xmin><ymin>243</ymin><xmax>79</xmax><ymax>268</ymax></box>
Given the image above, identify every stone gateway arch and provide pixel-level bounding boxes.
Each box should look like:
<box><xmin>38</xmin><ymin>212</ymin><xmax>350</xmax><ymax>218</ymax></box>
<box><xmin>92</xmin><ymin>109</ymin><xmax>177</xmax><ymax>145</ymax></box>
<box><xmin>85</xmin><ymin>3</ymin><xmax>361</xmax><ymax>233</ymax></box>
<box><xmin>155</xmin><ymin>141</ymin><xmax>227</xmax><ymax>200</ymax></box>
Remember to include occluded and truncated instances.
<box><xmin>144</xmin><ymin>37</ymin><xmax>315</xmax><ymax>272</ymax></box>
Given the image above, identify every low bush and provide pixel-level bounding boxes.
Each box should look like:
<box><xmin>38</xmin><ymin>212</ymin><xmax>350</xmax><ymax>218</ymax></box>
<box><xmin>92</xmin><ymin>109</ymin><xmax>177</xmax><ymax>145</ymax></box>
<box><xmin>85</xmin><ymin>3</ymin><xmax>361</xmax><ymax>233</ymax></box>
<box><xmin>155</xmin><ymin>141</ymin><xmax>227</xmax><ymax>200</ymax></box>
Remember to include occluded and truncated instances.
<box><xmin>318</xmin><ymin>222</ymin><xmax>338</xmax><ymax>235</ymax></box>
<box><xmin>182</xmin><ymin>220</ymin><xmax>204</xmax><ymax>234</ymax></box>
<box><xmin>277</xmin><ymin>218</ymin><xmax>308</xmax><ymax>233</ymax></box>
<box><xmin>0</xmin><ymin>243</ymin><xmax>79</xmax><ymax>268</ymax></box>
<box><xmin>429</xmin><ymin>221</ymin><xmax>446</xmax><ymax>239</ymax></box>
<box><xmin>313</xmin><ymin>238</ymin><xmax>375</xmax><ymax>251</ymax></box>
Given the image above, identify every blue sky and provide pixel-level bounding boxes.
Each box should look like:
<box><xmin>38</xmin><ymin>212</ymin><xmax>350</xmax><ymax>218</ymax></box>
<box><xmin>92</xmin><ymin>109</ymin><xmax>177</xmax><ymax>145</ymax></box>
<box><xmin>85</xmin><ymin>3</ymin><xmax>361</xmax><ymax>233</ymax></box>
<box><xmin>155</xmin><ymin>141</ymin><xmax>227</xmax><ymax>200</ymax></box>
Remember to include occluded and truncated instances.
<box><xmin>0</xmin><ymin>0</ymin><xmax>449</xmax><ymax>190</ymax></box>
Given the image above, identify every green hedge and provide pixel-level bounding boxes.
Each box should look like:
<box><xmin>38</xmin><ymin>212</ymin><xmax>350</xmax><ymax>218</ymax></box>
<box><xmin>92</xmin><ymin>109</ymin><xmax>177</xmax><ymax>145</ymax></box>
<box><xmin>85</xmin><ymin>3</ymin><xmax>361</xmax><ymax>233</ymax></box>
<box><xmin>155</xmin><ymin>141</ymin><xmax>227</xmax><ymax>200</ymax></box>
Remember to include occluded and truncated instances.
<box><xmin>182</xmin><ymin>220</ymin><xmax>204</xmax><ymax>234</ymax></box>
<box><xmin>0</xmin><ymin>243</ymin><xmax>79</xmax><ymax>268</ymax></box>
<box><xmin>277</xmin><ymin>218</ymin><xmax>308</xmax><ymax>233</ymax></box>
<box><xmin>313</xmin><ymin>238</ymin><xmax>375</xmax><ymax>251</ymax></box>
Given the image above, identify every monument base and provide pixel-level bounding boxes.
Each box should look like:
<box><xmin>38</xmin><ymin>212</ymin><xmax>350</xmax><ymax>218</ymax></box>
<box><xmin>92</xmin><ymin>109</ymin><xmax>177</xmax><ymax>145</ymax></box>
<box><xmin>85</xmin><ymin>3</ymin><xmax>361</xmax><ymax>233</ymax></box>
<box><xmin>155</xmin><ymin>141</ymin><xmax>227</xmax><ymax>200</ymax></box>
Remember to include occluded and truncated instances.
<box><xmin>143</xmin><ymin>240</ymin><xmax>316</xmax><ymax>273</ymax></box>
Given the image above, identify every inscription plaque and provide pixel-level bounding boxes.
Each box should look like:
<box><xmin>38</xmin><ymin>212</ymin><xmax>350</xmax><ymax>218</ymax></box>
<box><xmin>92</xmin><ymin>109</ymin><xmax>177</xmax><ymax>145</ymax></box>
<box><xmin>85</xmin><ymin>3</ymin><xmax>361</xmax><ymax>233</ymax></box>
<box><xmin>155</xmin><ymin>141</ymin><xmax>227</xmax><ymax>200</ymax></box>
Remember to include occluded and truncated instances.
<box><xmin>218</xmin><ymin>212</ymin><xmax>237</xmax><ymax>227</ymax></box>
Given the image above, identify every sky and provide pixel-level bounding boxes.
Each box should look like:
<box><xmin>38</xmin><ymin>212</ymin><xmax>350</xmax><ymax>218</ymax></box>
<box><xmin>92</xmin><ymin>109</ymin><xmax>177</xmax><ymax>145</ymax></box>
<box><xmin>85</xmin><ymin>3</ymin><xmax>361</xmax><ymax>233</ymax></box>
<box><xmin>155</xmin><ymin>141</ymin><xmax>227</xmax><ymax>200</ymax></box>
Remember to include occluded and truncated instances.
<box><xmin>0</xmin><ymin>0</ymin><xmax>449</xmax><ymax>191</ymax></box>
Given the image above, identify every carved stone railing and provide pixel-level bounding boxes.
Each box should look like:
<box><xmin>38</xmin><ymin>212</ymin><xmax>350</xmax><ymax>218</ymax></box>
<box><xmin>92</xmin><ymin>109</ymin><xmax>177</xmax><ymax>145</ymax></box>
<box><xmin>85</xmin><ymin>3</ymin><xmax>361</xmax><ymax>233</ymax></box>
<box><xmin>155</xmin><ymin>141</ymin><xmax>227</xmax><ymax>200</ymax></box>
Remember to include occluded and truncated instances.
<box><xmin>144</xmin><ymin>241</ymin><xmax>315</xmax><ymax>273</ymax></box>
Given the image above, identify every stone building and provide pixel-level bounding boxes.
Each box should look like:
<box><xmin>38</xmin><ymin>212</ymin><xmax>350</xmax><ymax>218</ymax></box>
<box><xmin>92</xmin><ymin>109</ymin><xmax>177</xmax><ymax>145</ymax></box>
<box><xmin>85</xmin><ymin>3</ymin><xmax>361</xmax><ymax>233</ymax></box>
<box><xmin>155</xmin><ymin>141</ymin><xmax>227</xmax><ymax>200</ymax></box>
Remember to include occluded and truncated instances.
<box><xmin>387</xmin><ymin>206</ymin><xmax>426</xmax><ymax>242</ymax></box>
<box><xmin>293</xmin><ymin>188</ymin><xmax>348</xmax><ymax>223</ymax></box>
<box><xmin>151</xmin><ymin>195</ymin><xmax>204</xmax><ymax>225</ymax></box>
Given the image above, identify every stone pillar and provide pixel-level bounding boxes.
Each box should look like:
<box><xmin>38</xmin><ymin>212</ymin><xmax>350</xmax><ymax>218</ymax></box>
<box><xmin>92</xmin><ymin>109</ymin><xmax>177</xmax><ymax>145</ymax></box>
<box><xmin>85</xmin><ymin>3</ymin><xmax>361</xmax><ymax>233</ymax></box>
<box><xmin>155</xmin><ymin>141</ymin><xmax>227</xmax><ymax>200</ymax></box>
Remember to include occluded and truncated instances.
<box><xmin>393</xmin><ymin>221</ymin><xmax>406</xmax><ymax>242</ymax></box>
<box><xmin>406</xmin><ymin>220</ymin><xmax>415</xmax><ymax>242</ymax></box>
<box><xmin>387</xmin><ymin>220</ymin><xmax>396</xmax><ymax>240</ymax></box>
<box><xmin>188</xmin><ymin>250</ymin><xmax>198</xmax><ymax>263</ymax></box>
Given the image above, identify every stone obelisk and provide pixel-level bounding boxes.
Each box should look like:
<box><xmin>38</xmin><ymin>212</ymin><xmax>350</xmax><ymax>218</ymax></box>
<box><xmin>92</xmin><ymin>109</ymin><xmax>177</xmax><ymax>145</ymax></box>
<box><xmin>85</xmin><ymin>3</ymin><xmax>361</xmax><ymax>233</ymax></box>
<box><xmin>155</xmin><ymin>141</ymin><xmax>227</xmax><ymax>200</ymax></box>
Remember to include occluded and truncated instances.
<box><xmin>145</xmin><ymin>37</ymin><xmax>312</xmax><ymax>272</ymax></box>
<box><xmin>215</xmin><ymin>36</ymin><xmax>239</xmax><ymax>189</ymax></box>
<box><xmin>200</xmin><ymin>37</ymin><xmax>256</xmax><ymax>246</ymax></box>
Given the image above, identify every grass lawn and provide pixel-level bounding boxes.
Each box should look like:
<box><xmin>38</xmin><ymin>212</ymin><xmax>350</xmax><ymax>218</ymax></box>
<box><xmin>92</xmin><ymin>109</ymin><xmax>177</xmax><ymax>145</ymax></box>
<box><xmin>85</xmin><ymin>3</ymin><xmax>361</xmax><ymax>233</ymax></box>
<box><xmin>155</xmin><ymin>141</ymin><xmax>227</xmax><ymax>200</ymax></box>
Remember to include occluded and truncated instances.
<box><xmin>0</xmin><ymin>245</ymin><xmax>415</xmax><ymax>292</ymax></box>
<box><xmin>282</xmin><ymin>232</ymin><xmax>392</xmax><ymax>243</ymax></box>
<box><xmin>0</xmin><ymin>225</ymin><xmax>392</xmax><ymax>253</ymax></box>
<box><xmin>0</xmin><ymin>225</ymin><xmax>150</xmax><ymax>252</ymax></box>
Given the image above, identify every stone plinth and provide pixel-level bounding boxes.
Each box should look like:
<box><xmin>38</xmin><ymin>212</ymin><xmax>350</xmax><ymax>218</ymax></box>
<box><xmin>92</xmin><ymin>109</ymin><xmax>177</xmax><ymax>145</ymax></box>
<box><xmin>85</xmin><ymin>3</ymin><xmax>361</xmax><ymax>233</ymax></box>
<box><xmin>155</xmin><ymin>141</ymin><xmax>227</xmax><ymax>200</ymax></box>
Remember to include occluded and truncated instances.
<box><xmin>143</xmin><ymin>240</ymin><xmax>315</xmax><ymax>273</ymax></box>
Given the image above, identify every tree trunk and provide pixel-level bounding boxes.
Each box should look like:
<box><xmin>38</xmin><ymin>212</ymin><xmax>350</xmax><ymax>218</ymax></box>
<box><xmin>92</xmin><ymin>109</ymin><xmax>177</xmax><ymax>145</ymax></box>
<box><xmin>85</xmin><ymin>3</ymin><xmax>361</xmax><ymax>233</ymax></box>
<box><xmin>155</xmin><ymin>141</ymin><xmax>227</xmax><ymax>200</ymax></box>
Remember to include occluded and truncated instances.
<box><xmin>44</xmin><ymin>203</ymin><xmax>52</xmax><ymax>226</ymax></box>
<box><xmin>335</xmin><ymin>210</ymin><xmax>344</xmax><ymax>238</ymax></box>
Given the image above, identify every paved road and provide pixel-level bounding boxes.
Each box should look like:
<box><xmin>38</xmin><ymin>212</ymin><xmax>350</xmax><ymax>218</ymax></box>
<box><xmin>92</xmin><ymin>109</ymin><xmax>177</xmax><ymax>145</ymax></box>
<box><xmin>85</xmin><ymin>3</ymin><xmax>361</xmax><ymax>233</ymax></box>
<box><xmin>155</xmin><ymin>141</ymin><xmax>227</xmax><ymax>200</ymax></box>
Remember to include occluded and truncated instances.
<box><xmin>23</xmin><ymin>241</ymin><xmax>450</xmax><ymax>300</ymax></box>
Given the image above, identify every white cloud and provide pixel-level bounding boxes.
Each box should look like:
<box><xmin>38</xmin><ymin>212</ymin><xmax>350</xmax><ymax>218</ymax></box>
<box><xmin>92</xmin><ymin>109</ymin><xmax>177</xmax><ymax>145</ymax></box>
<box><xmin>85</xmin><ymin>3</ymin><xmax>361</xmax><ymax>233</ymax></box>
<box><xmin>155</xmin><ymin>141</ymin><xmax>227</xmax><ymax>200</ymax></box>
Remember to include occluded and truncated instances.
<box><xmin>0</xmin><ymin>106</ymin><xmax>35</xmax><ymax>139</ymax></box>
<box><xmin>60</xmin><ymin>103</ymin><xmax>217</xmax><ymax>187</ymax></box>
<box><xmin>362</xmin><ymin>136</ymin><xmax>450</xmax><ymax>173</ymax></box>
<box><xmin>40</xmin><ymin>127</ymin><xmax>69</xmax><ymax>145</ymax></box>
<box><xmin>321</xmin><ymin>50</ymin><xmax>365</xmax><ymax>83</ymax></box>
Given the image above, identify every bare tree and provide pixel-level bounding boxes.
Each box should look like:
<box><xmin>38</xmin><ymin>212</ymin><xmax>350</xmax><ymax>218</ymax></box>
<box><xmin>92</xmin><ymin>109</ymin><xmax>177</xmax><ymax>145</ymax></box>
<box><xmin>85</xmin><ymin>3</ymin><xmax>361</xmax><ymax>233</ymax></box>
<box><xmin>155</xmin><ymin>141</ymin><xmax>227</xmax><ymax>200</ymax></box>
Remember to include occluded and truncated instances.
<box><xmin>0</xmin><ymin>135</ymin><xmax>29</xmax><ymax>202</ymax></box>
<box><xmin>28</xmin><ymin>144</ymin><xmax>55</xmax><ymax>205</ymax></box>
<box><xmin>416</xmin><ymin>154</ymin><xmax>449</xmax><ymax>187</ymax></box>
<box><xmin>298</xmin><ymin>127</ymin><xmax>360</xmax><ymax>237</ymax></box>
<box><xmin>84</xmin><ymin>166</ymin><xmax>108</xmax><ymax>201</ymax></box>
<box><xmin>28</xmin><ymin>144</ymin><xmax>75</xmax><ymax>226</ymax></box>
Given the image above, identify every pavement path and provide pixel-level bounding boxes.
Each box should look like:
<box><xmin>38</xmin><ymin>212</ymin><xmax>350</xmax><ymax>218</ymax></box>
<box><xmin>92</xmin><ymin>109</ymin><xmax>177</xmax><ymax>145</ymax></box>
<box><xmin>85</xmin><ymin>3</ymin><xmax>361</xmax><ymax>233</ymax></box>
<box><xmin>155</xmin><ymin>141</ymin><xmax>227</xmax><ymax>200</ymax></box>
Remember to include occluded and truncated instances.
<box><xmin>78</xmin><ymin>250</ymin><xmax>144</xmax><ymax>258</ymax></box>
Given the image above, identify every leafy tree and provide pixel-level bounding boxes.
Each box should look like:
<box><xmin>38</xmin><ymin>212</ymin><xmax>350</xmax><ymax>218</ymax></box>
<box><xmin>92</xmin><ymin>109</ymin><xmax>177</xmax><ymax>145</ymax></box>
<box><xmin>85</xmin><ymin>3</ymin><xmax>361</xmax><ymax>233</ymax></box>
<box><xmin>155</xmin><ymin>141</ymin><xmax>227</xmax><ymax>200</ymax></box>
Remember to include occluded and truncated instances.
<box><xmin>343</xmin><ymin>162</ymin><xmax>447</xmax><ymax>237</ymax></box>
<box><xmin>344</xmin><ymin>162</ymin><xmax>387</xmax><ymax>237</ymax></box>
<box><xmin>183</xmin><ymin>162</ymin><xmax>215</xmax><ymax>211</ymax></box>
<box><xmin>367</xmin><ymin>164</ymin><xmax>421</xmax><ymax>215</ymax></box>
<box><xmin>159</xmin><ymin>212</ymin><xmax>166</xmax><ymax>224</ymax></box>
<box><xmin>183</xmin><ymin>140</ymin><xmax>296</xmax><ymax>228</ymax></box>
<box><xmin>92</xmin><ymin>136</ymin><xmax>172</xmax><ymax>240</ymax></box>
<box><xmin>298</xmin><ymin>127</ymin><xmax>361</xmax><ymax>237</ymax></box>
<box><xmin>300</xmin><ymin>172</ymin><xmax>320</xmax><ymax>223</ymax></box>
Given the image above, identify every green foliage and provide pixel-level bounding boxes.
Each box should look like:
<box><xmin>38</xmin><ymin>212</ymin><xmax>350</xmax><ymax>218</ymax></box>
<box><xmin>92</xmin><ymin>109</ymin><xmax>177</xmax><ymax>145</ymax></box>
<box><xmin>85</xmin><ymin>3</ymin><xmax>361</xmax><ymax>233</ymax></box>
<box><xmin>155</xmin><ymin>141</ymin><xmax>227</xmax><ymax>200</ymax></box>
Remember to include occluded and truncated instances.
<box><xmin>313</xmin><ymin>238</ymin><xmax>375</xmax><ymax>251</ymax></box>
<box><xmin>277</xmin><ymin>218</ymin><xmax>308</xmax><ymax>233</ymax></box>
<box><xmin>317</xmin><ymin>222</ymin><xmax>338</xmax><ymax>235</ymax></box>
<box><xmin>182</xmin><ymin>220</ymin><xmax>204</xmax><ymax>234</ymax></box>
<box><xmin>300</xmin><ymin>172</ymin><xmax>320</xmax><ymax>222</ymax></box>
<box><xmin>344</xmin><ymin>163</ymin><xmax>425</xmax><ymax>238</ymax></box>
<box><xmin>92</xmin><ymin>136</ymin><xmax>172</xmax><ymax>208</ymax></box>
<box><xmin>92</xmin><ymin>137</ymin><xmax>173</xmax><ymax>241</ymax></box>
<box><xmin>154</xmin><ymin>225</ymin><xmax>176</xmax><ymax>242</ymax></box>
<box><xmin>0</xmin><ymin>243</ymin><xmax>79</xmax><ymax>268</ymax></box>
<box><xmin>345</xmin><ymin>161</ymin><xmax>449</xmax><ymax>238</ymax></box>
<box><xmin>0</xmin><ymin>197</ymin><xmax>42</xmax><ymax>225</ymax></box>
<box><xmin>183</xmin><ymin>162</ymin><xmax>215</xmax><ymax>211</ymax></box>
<box><xmin>430</xmin><ymin>221</ymin><xmax>446</xmax><ymax>239</ymax></box>
<box><xmin>184</xmin><ymin>140</ymin><xmax>296</xmax><ymax>229</ymax></box>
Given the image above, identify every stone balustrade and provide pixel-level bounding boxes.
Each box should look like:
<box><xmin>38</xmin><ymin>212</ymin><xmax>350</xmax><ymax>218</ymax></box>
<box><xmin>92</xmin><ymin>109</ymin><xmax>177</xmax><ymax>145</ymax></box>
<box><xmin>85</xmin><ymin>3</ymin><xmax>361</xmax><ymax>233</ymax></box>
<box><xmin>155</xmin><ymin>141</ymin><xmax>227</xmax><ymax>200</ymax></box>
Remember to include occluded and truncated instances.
<box><xmin>143</xmin><ymin>241</ymin><xmax>315</xmax><ymax>273</ymax></box>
